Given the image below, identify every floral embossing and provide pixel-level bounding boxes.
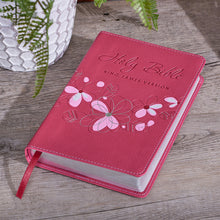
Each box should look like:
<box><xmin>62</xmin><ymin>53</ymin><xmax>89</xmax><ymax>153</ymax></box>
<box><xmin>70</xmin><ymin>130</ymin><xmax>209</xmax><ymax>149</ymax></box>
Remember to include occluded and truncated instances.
<box><xmin>64</xmin><ymin>86</ymin><xmax>92</xmax><ymax>107</ymax></box>
<box><xmin>134</xmin><ymin>96</ymin><xmax>162</xmax><ymax>118</ymax></box>
<box><xmin>164</xmin><ymin>97</ymin><xmax>178</xmax><ymax>108</ymax></box>
<box><xmin>80</xmin><ymin>96</ymin><xmax>133</xmax><ymax>132</ymax></box>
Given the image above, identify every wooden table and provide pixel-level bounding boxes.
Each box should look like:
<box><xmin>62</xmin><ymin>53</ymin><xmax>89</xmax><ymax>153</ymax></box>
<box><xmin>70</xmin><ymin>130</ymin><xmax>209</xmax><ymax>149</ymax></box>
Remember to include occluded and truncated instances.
<box><xmin>0</xmin><ymin>0</ymin><xmax>219</xmax><ymax>219</ymax></box>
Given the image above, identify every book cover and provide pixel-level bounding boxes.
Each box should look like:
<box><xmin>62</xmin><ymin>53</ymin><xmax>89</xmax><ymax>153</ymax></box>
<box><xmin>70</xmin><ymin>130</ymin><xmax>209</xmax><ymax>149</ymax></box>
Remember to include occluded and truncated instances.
<box><xmin>16</xmin><ymin>31</ymin><xmax>205</xmax><ymax>199</ymax></box>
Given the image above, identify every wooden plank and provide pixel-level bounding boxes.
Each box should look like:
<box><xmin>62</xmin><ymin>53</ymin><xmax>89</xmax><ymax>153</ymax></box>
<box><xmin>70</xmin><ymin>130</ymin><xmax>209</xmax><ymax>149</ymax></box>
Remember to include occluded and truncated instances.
<box><xmin>0</xmin><ymin>0</ymin><xmax>219</xmax><ymax>219</ymax></box>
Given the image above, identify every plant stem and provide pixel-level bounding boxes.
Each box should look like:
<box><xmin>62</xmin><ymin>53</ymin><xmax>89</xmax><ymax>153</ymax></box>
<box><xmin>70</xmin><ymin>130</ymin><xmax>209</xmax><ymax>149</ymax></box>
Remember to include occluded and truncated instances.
<box><xmin>36</xmin><ymin>0</ymin><xmax>47</xmax><ymax>14</ymax></box>
<box><xmin>15</xmin><ymin>1</ymin><xmax>18</xmax><ymax>24</ymax></box>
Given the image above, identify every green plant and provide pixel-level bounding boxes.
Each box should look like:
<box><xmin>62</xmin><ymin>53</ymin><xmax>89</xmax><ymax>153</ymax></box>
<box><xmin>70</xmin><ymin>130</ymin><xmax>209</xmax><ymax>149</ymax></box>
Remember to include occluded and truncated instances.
<box><xmin>95</xmin><ymin>0</ymin><xmax>158</xmax><ymax>30</ymax></box>
<box><xmin>0</xmin><ymin>0</ymin><xmax>54</xmax><ymax>97</ymax></box>
<box><xmin>0</xmin><ymin>0</ymin><xmax>158</xmax><ymax>97</ymax></box>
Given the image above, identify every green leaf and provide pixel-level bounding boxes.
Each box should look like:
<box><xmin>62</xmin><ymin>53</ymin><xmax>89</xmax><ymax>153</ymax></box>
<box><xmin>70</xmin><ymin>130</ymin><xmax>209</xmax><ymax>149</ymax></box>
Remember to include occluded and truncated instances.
<box><xmin>126</xmin><ymin>0</ymin><xmax>159</xmax><ymax>30</ymax></box>
<box><xmin>94</xmin><ymin>0</ymin><xmax>107</xmax><ymax>8</ymax></box>
<box><xmin>0</xmin><ymin>0</ymin><xmax>54</xmax><ymax>97</ymax></box>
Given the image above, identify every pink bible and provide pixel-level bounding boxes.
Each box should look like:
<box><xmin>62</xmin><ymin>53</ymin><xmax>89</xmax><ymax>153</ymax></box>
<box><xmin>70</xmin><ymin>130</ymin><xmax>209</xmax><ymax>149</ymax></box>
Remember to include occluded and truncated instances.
<box><xmin>16</xmin><ymin>31</ymin><xmax>205</xmax><ymax>199</ymax></box>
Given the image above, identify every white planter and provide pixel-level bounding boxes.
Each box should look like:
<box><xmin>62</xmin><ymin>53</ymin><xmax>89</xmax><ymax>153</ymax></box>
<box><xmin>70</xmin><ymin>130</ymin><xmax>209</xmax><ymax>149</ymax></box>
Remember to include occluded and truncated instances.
<box><xmin>0</xmin><ymin>0</ymin><xmax>77</xmax><ymax>71</ymax></box>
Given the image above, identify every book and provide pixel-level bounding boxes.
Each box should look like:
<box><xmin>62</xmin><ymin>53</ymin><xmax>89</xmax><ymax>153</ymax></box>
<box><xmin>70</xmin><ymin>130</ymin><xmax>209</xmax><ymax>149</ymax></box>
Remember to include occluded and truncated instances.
<box><xmin>16</xmin><ymin>31</ymin><xmax>205</xmax><ymax>199</ymax></box>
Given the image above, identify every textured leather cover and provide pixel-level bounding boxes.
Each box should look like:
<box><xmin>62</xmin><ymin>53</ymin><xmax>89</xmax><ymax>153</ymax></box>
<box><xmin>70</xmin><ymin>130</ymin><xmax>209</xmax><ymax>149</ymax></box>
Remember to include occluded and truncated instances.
<box><xmin>24</xmin><ymin>31</ymin><xmax>205</xmax><ymax>197</ymax></box>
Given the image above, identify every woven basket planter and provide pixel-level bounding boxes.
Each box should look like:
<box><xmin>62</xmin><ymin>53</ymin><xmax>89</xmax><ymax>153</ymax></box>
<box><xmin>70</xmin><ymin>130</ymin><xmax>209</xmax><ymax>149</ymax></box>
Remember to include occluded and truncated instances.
<box><xmin>0</xmin><ymin>0</ymin><xmax>77</xmax><ymax>71</ymax></box>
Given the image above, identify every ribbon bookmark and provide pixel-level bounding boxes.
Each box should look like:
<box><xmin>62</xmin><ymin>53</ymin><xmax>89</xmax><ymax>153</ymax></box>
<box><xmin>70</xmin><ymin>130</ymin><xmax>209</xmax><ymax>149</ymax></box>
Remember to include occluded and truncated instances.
<box><xmin>16</xmin><ymin>151</ymin><xmax>42</xmax><ymax>199</ymax></box>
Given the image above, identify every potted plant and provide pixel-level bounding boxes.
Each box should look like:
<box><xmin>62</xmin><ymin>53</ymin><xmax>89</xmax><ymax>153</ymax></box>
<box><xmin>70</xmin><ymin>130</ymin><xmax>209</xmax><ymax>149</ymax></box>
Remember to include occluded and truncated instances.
<box><xmin>0</xmin><ymin>0</ymin><xmax>158</xmax><ymax>97</ymax></box>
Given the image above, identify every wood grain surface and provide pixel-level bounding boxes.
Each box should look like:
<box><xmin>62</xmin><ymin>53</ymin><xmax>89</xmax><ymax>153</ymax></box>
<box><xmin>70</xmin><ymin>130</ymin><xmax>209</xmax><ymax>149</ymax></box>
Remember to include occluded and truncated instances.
<box><xmin>0</xmin><ymin>0</ymin><xmax>219</xmax><ymax>219</ymax></box>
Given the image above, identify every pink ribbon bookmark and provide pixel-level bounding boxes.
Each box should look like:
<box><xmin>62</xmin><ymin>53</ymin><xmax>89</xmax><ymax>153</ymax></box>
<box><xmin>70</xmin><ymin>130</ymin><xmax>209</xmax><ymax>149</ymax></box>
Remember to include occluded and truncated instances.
<box><xmin>16</xmin><ymin>151</ymin><xmax>42</xmax><ymax>199</ymax></box>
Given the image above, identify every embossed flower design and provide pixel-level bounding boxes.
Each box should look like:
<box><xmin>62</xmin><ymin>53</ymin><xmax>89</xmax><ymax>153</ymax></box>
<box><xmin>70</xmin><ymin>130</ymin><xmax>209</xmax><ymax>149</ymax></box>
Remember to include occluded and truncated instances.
<box><xmin>164</xmin><ymin>97</ymin><xmax>178</xmax><ymax>108</ymax></box>
<box><xmin>135</xmin><ymin>120</ymin><xmax>155</xmax><ymax>131</ymax></box>
<box><xmin>135</xmin><ymin>103</ymin><xmax>162</xmax><ymax>118</ymax></box>
<box><xmin>91</xmin><ymin>100</ymin><xmax>119</xmax><ymax>131</ymax></box>
<box><xmin>80</xmin><ymin>96</ymin><xmax>133</xmax><ymax>132</ymax></box>
<box><xmin>134</xmin><ymin>96</ymin><xmax>163</xmax><ymax>118</ymax></box>
<box><xmin>64</xmin><ymin>85</ymin><xmax>92</xmax><ymax>107</ymax></box>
